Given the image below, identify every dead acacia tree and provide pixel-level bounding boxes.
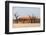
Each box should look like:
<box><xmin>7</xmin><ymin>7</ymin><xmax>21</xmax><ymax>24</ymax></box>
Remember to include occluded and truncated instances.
<box><xmin>15</xmin><ymin>13</ymin><xmax>18</xmax><ymax>23</ymax></box>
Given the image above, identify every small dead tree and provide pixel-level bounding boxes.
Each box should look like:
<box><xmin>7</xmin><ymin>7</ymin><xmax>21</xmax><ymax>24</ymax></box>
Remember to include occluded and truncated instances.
<box><xmin>15</xmin><ymin>14</ymin><xmax>18</xmax><ymax>23</ymax></box>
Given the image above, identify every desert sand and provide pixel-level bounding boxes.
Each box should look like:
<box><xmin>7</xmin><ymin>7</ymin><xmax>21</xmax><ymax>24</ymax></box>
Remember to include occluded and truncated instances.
<box><xmin>13</xmin><ymin>23</ymin><xmax>40</xmax><ymax>28</ymax></box>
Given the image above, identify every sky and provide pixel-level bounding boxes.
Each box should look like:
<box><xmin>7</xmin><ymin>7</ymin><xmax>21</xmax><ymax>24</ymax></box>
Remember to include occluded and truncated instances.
<box><xmin>13</xmin><ymin>7</ymin><xmax>40</xmax><ymax>17</ymax></box>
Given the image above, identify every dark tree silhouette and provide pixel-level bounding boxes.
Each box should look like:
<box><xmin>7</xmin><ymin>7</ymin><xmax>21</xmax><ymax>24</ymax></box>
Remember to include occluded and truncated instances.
<box><xmin>14</xmin><ymin>13</ymin><xmax>18</xmax><ymax>23</ymax></box>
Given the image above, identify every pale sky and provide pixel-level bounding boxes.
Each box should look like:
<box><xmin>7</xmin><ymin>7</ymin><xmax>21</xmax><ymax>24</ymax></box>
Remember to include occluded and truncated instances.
<box><xmin>13</xmin><ymin>7</ymin><xmax>40</xmax><ymax>17</ymax></box>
